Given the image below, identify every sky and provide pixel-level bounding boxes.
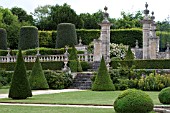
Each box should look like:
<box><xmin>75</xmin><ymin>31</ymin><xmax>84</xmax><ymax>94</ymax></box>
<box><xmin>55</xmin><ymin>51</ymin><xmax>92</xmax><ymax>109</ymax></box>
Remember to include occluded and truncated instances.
<box><xmin>0</xmin><ymin>0</ymin><xmax>170</xmax><ymax>22</ymax></box>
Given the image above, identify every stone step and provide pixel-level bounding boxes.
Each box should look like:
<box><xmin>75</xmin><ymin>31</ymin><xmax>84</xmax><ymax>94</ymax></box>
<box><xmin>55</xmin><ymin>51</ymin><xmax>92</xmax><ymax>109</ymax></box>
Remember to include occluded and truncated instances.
<box><xmin>70</xmin><ymin>72</ymin><xmax>94</xmax><ymax>90</ymax></box>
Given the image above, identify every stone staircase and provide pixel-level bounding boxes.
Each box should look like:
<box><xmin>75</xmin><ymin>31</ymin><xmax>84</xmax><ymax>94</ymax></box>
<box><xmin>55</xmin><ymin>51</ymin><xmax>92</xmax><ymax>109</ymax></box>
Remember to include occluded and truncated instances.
<box><xmin>70</xmin><ymin>72</ymin><xmax>94</xmax><ymax>89</ymax></box>
<box><xmin>92</xmin><ymin>61</ymin><xmax>100</xmax><ymax>71</ymax></box>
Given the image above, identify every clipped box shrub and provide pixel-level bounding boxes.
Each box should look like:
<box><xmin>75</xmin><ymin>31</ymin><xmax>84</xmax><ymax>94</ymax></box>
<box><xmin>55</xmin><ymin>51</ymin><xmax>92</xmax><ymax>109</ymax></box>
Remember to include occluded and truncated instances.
<box><xmin>158</xmin><ymin>87</ymin><xmax>170</xmax><ymax>104</ymax></box>
<box><xmin>0</xmin><ymin>28</ymin><xmax>7</xmax><ymax>50</ymax></box>
<box><xmin>18</xmin><ymin>26</ymin><xmax>38</xmax><ymax>50</ymax></box>
<box><xmin>44</xmin><ymin>70</ymin><xmax>73</xmax><ymax>89</ymax></box>
<box><xmin>56</xmin><ymin>23</ymin><xmax>77</xmax><ymax>48</ymax></box>
<box><xmin>114</xmin><ymin>89</ymin><xmax>154</xmax><ymax>113</ymax></box>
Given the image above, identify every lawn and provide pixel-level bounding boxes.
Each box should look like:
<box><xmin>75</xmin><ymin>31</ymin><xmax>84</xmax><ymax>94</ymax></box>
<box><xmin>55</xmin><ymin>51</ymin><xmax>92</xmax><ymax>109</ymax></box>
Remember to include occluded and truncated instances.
<box><xmin>0</xmin><ymin>90</ymin><xmax>160</xmax><ymax>105</ymax></box>
<box><xmin>0</xmin><ymin>105</ymin><xmax>115</xmax><ymax>113</ymax></box>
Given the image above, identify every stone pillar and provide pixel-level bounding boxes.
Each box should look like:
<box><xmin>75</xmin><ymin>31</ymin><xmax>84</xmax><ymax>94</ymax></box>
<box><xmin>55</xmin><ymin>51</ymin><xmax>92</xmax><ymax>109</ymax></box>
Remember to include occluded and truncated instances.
<box><xmin>166</xmin><ymin>42</ymin><xmax>170</xmax><ymax>59</ymax></box>
<box><xmin>93</xmin><ymin>39</ymin><xmax>102</xmax><ymax>61</ymax></box>
<box><xmin>149</xmin><ymin>11</ymin><xmax>159</xmax><ymax>59</ymax></box>
<box><xmin>140</xmin><ymin>2</ymin><xmax>152</xmax><ymax>59</ymax></box>
<box><xmin>98</xmin><ymin>6</ymin><xmax>112</xmax><ymax>63</ymax></box>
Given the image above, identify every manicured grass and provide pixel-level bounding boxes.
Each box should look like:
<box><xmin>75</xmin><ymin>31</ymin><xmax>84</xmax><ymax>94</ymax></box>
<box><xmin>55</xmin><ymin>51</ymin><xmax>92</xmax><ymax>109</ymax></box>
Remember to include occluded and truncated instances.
<box><xmin>0</xmin><ymin>90</ymin><xmax>161</xmax><ymax>105</ymax></box>
<box><xmin>0</xmin><ymin>105</ymin><xmax>115</xmax><ymax>113</ymax></box>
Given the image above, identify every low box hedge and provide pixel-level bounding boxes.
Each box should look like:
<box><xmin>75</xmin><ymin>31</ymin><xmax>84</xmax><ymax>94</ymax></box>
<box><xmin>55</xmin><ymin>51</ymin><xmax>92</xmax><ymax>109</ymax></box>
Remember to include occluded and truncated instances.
<box><xmin>0</xmin><ymin>61</ymin><xmax>64</xmax><ymax>71</ymax></box>
<box><xmin>110</xmin><ymin>59</ymin><xmax>170</xmax><ymax>69</ymax></box>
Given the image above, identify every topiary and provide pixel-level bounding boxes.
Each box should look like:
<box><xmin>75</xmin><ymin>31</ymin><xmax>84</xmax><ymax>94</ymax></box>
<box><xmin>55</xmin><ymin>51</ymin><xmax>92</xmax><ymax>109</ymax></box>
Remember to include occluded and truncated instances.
<box><xmin>8</xmin><ymin>49</ymin><xmax>32</xmax><ymax>99</ymax></box>
<box><xmin>0</xmin><ymin>28</ymin><xmax>7</xmax><ymax>50</ymax></box>
<box><xmin>69</xmin><ymin>46</ymin><xmax>82</xmax><ymax>72</ymax></box>
<box><xmin>29</xmin><ymin>56</ymin><xmax>49</xmax><ymax>90</ymax></box>
<box><xmin>114</xmin><ymin>89</ymin><xmax>154</xmax><ymax>113</ymax></box>
<box><xmin>92</xmin><ymin>56</ymin><xmax>115</xmax><ymax>91</ymax></box>
<box><xmin>158</xmin><ymin>87</ymin><xmax>170</xmax><ymax>104</ymax></box>
<box><xmin>124</xmin><ymin>46</ymin><xmax>134</xmax><ymax>60</ymax></box>
<box><xmin>18</xmin><ymin>26</ymin><xmax>38</xmax><ymax>50</ymax></box>
<box><xmin>56</xmin><ymin>23</ymin><xmax>77</xmax><ymax>48</ymax></box>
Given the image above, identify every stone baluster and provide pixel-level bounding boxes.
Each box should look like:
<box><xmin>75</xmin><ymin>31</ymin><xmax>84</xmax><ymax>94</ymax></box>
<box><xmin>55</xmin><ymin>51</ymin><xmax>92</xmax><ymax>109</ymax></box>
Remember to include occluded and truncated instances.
<box><xmin>6</xmin><ymin>48</ymin><xmax>11</xmax><ymax>62</ymax></box>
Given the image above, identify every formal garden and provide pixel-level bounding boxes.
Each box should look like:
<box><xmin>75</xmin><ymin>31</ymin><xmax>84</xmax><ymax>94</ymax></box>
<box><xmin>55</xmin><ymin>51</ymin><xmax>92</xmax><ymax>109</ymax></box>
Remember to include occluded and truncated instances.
<box><xmin>1</xmin><ymin>3</ymin><xmax>170</xmax><ymax>113</ymax></box>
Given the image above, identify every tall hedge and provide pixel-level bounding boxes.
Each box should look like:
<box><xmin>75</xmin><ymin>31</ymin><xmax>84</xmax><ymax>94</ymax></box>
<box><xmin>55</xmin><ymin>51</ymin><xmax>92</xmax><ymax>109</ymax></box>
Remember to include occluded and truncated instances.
<box><xmin>18</xmin><ymin>26</ymin><xmax>38</xmax><ymax>50</ymax></box>
<box><xmin>8</xmin><ymin>49</ymin><xmax>32</xmax><ymax>99</ymax></box>
<box><xmin>92</xmin><ymin>56</ymin><xmax>115</xmax><ymax>91</ymax></box>
<box><xmin>0</xmin><ymin>28</ymin><xmax>7</xmax><ymax>50</ymax></box>
<box><xmin>56</xmin><ymin>23</ymin><xmax>77</xmax><ymax>48</ymax></box>
<box><xmin>29</xmin><ymin>57</ymin><xmax>49</xmax><ymax>90</ymax></box>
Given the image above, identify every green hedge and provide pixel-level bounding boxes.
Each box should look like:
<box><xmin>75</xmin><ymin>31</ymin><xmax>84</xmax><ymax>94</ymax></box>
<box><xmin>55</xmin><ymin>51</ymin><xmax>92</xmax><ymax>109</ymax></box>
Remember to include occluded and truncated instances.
<box><xmin>0</xmin><ymin>28</ymin><xmax>7</xmax><ymax>50</ymax></box>
<box><xmin>0</xmin><ymin>48</ymin><xmax>84</xmax><ymax>56</ymax></box>
<box><xmin>0</xmin><ymin>61</ymin><xmax>64</xmax><ymax>71</ymax></box>
<box><xmin>18</xmin><ymin>26</ymin><xmax>38</xmax><ymax>50</ymax></box>
<box><xmin>110</xmin><ymin>59</ymin><xmax>170</xmax><ymax>69</ymax></box>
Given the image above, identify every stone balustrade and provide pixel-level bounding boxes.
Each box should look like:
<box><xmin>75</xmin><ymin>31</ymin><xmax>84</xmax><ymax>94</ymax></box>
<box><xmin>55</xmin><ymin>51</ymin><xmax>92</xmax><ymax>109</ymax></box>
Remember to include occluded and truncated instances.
<box><xmin>0</xmin><ymin>54</ymin><xmax>94</xmax><ymax>63</ymax></box>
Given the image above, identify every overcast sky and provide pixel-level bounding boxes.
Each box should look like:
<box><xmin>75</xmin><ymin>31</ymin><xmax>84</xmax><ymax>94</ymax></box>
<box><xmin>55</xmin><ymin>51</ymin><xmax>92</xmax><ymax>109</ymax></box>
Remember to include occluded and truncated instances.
<box><xmin>0</xmin><ymin>0</ymin><xmax>170</xmax><ymax>21</ymax></box>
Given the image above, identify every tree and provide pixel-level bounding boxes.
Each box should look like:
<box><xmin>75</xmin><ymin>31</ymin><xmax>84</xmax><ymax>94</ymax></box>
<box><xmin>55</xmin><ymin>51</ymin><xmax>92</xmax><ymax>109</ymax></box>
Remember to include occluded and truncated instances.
<box><xmin>9</xmin><ymin>49</ymin><xmax>32</xmax><ymax>99</ymax></box>
<box><xmin>11</xmin><ymin>7</ymin><xmax>34</xmax><ymax>25</ymax></box>
<box><xmin>32</xmin><ymin>5</ymin><xmax>52</xmax><ymax>30</ymax></box>
<box><xmin>29</xmin><ymin>56</ymin><xmax>49</xmax><ymax>90</ymax></box>
<box><xmin>49</xmin><ymin>3</ymin><xmax>83</xmax><ymax>30</ymax></box>
<box><xmin>0</xmin><ymin>7</ymin><xmax>31</xmax><ymax>49</ymax></box>
<box><xmin>92</xmin><ymin>56</ymin><xmax>115</xmax><ymax>91</ymax></box>
<box><xmin>0</xmin><ymin>28</ymin><xmax>7</xmax><ymax>50</ymax></box>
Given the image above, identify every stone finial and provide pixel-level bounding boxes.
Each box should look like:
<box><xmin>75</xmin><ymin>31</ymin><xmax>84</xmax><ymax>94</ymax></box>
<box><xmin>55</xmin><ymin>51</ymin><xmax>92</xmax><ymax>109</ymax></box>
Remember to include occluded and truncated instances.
<box><xmin>78</xmin><ymin>37</ymin><xmax>83</xmax><ymax>46</ymax></box>
<box><xmin>151</xmin><ymin>11</ymin><xmax>155</xmax><ymax>20</ymax></box>
<box><xmin>144</xmin><ymin>2</ymin><xmax>149</xmax><ymax>15</ymax></box>
<box><xmin>102</xmin><ymin>6</ymin><xmax>109</xmax><ymax>23</ymax></box>
<box><xmin>166</xmin><ymin>42</ymin><xmax>170</xmax><ymax>52</ymax></box>
<box><xmin>135</xmin><ymin>40</ymin><xmax>139</xmax><ymax>49</ymax></box>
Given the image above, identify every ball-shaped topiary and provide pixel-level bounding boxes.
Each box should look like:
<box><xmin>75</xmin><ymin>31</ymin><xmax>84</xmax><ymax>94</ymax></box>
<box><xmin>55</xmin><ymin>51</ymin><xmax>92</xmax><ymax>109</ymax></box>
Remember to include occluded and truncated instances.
<box><xmin>0</xmin><ymin>28</ymin><xmax>7</xmax><ymax>50</ymax></box>
<box><xmin>114</xmin><ymin>89</ymin><xmax>154</xmax><ymax>113</ymax></box>
<box><xmin>92</xmin><ymin>56</ymin><xmax>115</xmax><ymax>91</ymax></box>
<box><xmin>29</xmin><ymin>56</ymin><xmax>49</xmax><ymax>90</ymax></box>
<box><xmin>158</xmin><ymin>87</ymin><xmax>170</xmax><ymax>104</ymax></box>
<box><xmin>8</xmin><ymin>49</ymin><xmax>32</xmax><ymax>99</ymax></box>
<box><xmin>18</xmin><ymin>26</ymin><xmax>38</xmax><ymax>50</ymax></box>
<box><xmin>56</xmin><ymin>23</ymin><xmax>77</xmax><ymax>48</ymax></box>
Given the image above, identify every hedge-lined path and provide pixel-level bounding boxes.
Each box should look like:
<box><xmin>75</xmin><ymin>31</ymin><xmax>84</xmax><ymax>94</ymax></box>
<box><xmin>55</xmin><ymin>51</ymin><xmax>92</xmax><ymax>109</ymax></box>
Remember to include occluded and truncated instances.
<box><xmin>0</xmin><ymin>89</ymin><xmax>83</xmax><ymax>99</ymax></box>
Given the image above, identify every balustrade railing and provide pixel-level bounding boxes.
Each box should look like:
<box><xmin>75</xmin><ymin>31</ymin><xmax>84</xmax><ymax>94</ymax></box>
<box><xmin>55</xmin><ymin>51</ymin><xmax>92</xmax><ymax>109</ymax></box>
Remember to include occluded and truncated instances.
<box><xmin>0</xmin><ymin>54</ymin><xmax>94</xmax><ymax>63</ymax></box>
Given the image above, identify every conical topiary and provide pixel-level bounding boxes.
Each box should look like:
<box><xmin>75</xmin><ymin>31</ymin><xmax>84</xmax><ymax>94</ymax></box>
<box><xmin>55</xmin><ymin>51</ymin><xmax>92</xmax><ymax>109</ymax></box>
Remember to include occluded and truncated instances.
<box><xmin>9</xmin><ymin>49</ymin><xmax>32</xmax><ymax>99</ymax></box>
<box><xmin>124</xmin><ymin>46</ymin><xmax>134</xmax><ymax>60</ymax></box>
<box><xmin>92</xmin><ymin>56</ymin><xmax>115</xmax><ymax>91</ymax></box>
<box><xmin>29</xmin><ymin>56</ymin><xmax>49</xmax><ymax>90</ymax></box>
<box><xmin>69</xmin><ymin>46</ymin><xmax>82</xmax><ymax>72</ymax></box>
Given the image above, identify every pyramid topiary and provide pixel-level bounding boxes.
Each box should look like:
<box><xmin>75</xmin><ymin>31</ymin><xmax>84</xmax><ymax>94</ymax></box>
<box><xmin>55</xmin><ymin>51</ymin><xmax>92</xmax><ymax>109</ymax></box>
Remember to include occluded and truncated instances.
<box><xmin>92</xmin><ymin>56</ymin><xmax>115</xmax><ymax>91</ymax></box>
<box><xmin>124</xmin><ymin>46</ymin><xmax>134</xmax><ymax>60</ymax></box>
<box><xmin>56</xmin><ymin>23</ymin><xmax>77</xmax><ymax>48</ymax></box>
<box><xmin>29</xmin><ymin>56</ymin><xmax>49</xmax><ymax>90</ymax></box>
<box><xmin>69</xmin><ymin>46</ymin><xmax>82</xmax><ymax>72</ymax></box>
<box><xmin>8</xmin><ymin>49</ymin><xmax>32</xmax><ymax>99</ymax></box>
<box><xmin>0</xmin><ymin>28</ymin><xmax>7</xmax><ymax>50</ymax></box>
